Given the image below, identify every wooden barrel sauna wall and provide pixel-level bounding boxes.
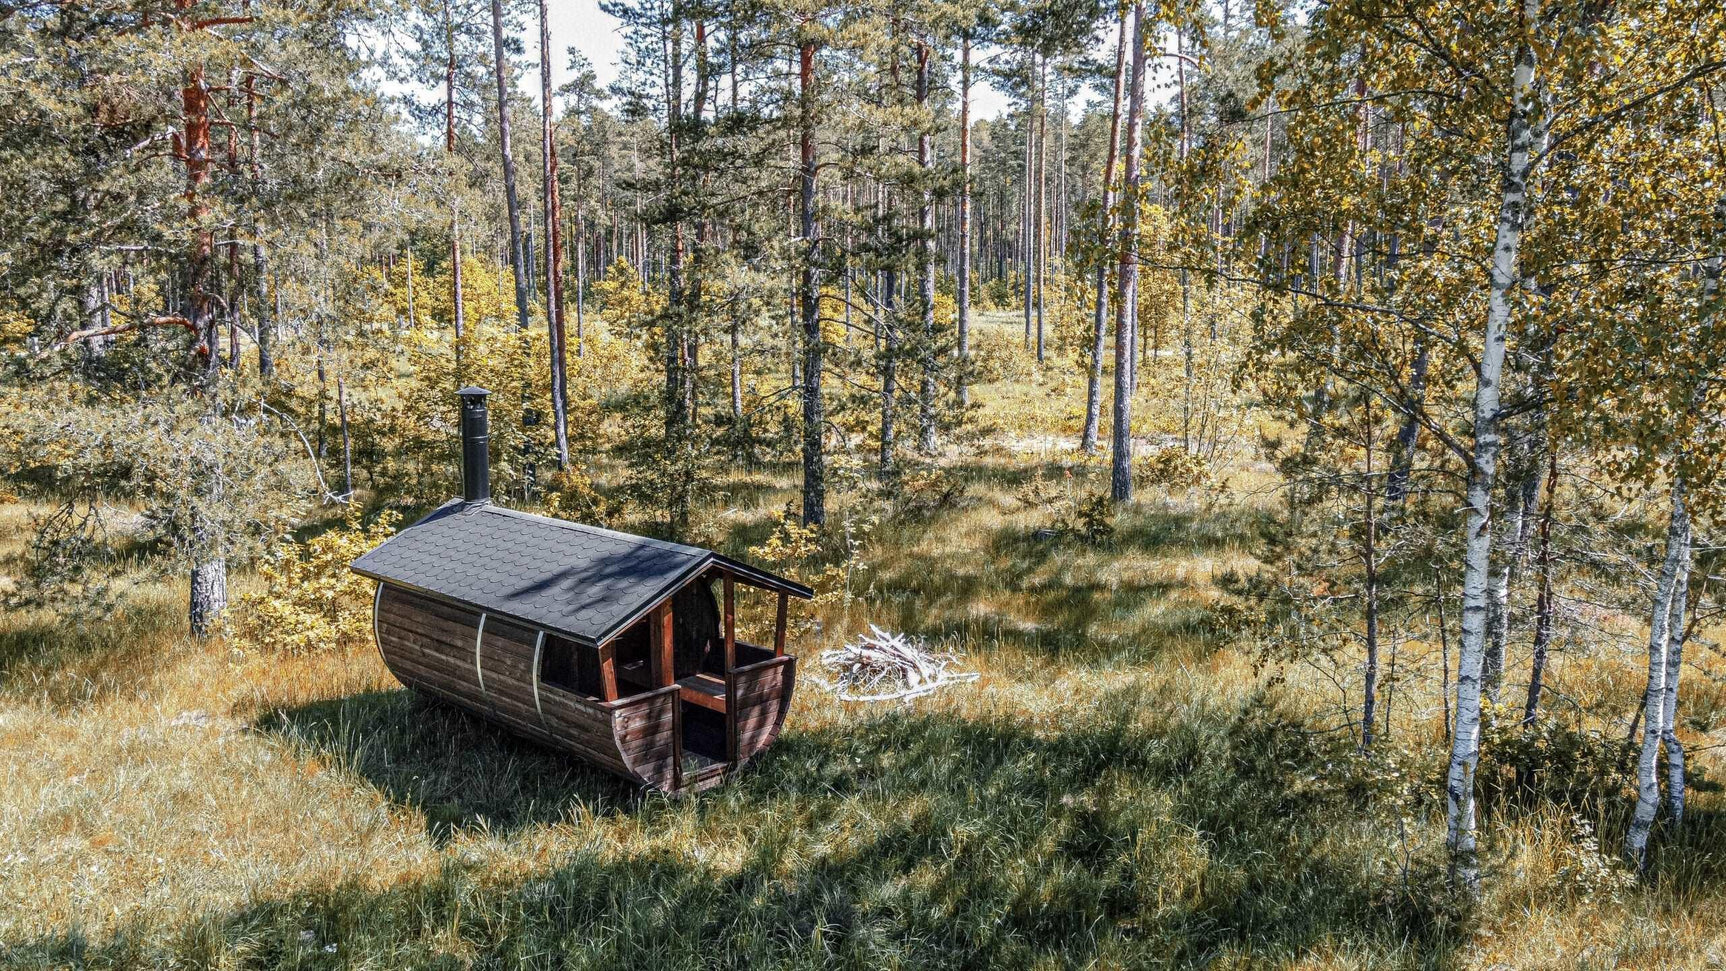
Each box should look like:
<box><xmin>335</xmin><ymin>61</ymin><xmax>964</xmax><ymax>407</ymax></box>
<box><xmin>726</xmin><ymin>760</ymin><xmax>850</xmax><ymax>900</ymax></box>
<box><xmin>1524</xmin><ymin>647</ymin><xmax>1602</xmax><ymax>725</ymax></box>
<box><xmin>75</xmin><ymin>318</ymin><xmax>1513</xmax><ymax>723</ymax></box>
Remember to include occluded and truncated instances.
<box><xmin>372</xmin><ymin>583</ymin><xmax>682</xmax><ymax>789</ymax></box>
<box><xmin>729</xmin><ymin>652</ymin><xmax>795</xmax><ymax>762</ymax></box>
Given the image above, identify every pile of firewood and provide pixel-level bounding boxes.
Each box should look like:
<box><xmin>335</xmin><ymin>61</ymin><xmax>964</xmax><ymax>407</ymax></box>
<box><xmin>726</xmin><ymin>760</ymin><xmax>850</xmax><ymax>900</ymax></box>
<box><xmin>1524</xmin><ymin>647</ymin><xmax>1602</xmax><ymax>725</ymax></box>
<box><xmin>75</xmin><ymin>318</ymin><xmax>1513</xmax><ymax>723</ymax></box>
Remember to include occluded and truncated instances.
<box><xmin>817</xmin><ymin>625</ymin><xmax>979</xmax><ymax>702</ymax></box>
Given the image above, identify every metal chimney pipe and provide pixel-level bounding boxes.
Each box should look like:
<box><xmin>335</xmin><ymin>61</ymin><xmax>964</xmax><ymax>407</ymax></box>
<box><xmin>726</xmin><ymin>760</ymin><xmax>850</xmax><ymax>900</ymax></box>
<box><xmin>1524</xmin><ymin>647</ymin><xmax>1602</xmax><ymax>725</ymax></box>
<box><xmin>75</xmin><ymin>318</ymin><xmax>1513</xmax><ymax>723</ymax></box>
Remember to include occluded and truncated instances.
<box><xmin>458</xmin><ymin>387</ymin><xmax>491</xmax><ymax>504</ymax></box>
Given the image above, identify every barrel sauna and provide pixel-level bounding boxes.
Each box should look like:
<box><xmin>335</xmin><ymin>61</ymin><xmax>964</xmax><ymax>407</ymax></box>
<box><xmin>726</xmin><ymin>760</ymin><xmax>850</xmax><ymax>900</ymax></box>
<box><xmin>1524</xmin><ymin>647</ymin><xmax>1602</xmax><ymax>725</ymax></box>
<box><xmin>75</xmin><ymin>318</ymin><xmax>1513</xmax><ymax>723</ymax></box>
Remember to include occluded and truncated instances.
<box><xmin>351</xmin><ymin>388</ymin><xmax>811</xmax><ymax>794</ymax></box>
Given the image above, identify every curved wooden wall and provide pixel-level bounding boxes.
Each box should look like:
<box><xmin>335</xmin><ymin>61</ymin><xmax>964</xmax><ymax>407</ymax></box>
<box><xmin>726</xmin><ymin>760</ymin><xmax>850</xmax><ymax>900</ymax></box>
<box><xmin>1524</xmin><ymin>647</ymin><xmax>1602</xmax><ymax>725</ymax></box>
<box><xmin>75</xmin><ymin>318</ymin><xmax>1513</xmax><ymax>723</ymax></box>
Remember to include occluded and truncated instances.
<box><xmin>731</xmin><ymin>655</ymin><xmax>795</xmax><ymax>764</ymax></box>
<box><xmin>373</xmin><ymin>584</ymin><xmax>678</xmax><ymax>788</ymax></box>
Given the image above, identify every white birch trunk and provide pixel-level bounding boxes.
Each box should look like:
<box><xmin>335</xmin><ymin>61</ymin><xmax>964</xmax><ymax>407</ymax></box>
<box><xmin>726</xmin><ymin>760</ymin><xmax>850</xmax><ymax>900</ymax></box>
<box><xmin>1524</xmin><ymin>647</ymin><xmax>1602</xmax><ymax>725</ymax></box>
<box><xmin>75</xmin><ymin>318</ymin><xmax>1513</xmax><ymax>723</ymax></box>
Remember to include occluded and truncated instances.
<box><xmin>1650</xmin><ymin>197</ymin><xmax>1724</xmax><ymax>835</ymax></box>
<box><xmin>1446</xmin><ymin>0</ymin><xmax>1541</xmax><ymax>891</ymax></box>
<box><xmin>1626</xmin><ymin>479</ymin><xmax>1689</xmax><ymax>866</ymax></box>
<box><xmin>1661</xmin><ymin>548</ymin><xmax>1691</xmax><ymax>825</ymax></box>
<box><xmin>1483</xmin><ymin>466</ymin><xmax>1528</xmax><ymax>702</ymax></box>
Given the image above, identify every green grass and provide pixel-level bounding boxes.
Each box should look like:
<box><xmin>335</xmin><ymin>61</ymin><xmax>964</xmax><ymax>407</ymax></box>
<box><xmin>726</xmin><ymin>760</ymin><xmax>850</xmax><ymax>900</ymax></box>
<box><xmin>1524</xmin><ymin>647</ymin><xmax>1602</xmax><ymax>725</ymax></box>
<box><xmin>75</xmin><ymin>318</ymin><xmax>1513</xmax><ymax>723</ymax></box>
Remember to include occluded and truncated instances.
<box><xmin>9</xmin><ymin>684</ymin><xmax>1463</xmax><ymax>969</ymax></box>
<box><xmin>3</xmin><ymin>379</ymin><xmax>1726</xmax><ymax>969</ymax></box>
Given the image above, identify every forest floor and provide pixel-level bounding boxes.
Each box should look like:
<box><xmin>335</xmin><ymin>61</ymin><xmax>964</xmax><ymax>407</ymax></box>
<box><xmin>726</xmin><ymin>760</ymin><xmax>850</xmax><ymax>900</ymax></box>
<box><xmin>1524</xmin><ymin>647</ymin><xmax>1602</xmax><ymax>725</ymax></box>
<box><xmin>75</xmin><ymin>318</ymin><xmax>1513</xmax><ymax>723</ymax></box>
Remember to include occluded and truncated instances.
<box><xmin>4</xmin><ymin>320</ymin><xmax>1726</xmax><ymax>969</ymax></box>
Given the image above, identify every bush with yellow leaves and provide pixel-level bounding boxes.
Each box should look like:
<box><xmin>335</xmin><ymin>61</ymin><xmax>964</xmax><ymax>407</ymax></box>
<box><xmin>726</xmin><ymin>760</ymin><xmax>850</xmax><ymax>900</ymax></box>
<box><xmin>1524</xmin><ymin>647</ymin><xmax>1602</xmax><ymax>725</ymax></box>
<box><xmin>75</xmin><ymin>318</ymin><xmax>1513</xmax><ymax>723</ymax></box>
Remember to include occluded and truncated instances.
<box><xmin>542</xmin><ymin>466</ymin><xmax>624</xmax><ymax>526</ymax></box>
<box><xmin>746</xmin><ymin>505</ymin><xmax>874</xmax><ymax>642</ymax></box>
<box><xmin>1137</xmin><ymin>445</ymin><xmax>1213</xmax><ymax>492</ymax></box>
<box><xmin>238</xmin><ymin>509</ymin><xmax>400</xmax><ymax>654</ymax></box>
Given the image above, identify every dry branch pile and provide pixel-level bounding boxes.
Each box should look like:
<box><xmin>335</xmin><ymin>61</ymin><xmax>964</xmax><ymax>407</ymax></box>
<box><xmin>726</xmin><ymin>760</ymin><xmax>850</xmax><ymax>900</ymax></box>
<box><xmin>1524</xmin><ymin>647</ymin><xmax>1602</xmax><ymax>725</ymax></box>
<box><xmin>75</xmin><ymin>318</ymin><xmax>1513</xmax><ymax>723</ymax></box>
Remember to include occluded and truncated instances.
<box><xmin>817</xmin><ymin>625</ymin><xmax>979</xmax><ymax>702</ymax></box>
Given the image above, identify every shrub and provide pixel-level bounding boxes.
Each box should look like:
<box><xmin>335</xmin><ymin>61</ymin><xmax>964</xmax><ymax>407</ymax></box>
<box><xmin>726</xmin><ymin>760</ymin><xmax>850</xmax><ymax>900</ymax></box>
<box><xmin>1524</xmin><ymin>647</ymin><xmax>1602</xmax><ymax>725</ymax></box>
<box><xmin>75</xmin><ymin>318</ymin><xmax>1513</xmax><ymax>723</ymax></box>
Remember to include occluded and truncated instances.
<box><xmin>239</xmin><ymin>508</ymin><xmax>399</xmax><ymax>654</ymax></box>
<box><xmin>968</xmin><ymin>331</ymin><xmax>1033</xmax><ymax>386</ymax></box>
<box><xmin>980</xmin><ymin>273</ymin><xmax>1019</xmax><ymax>310</ymax></box>
<box><xmin>1015</xmin><ymin>469</ymin><xmax>1114</xmax><ymax>545</ymax></box>
<box><xmin>542</xmin><ymin>466</ymin><xmax>623</xmax><ymax>527</ymax></box>
<box><xmin>1478</xmin><ymin>706</ymin><xmax>1636</xmax><ymax>813</ymax></box>
<box><xmin>886</xmin><ymin>464</ymin><xmax>968</xmax><ymax>520</ymax></box>
<box><xmin>10</xmin><ymin>499</ymin><xmax>119</xmax><ymax>619</ymax></box>
<box><xmin>746</xmin><ymin>505</ymin><xmax>873</xmax><ymax>639</ymax></box>
<box><xmin>1137</xmin><ymin>445</ymin><xmax>1212</xmax><ymax>492</ymax></box>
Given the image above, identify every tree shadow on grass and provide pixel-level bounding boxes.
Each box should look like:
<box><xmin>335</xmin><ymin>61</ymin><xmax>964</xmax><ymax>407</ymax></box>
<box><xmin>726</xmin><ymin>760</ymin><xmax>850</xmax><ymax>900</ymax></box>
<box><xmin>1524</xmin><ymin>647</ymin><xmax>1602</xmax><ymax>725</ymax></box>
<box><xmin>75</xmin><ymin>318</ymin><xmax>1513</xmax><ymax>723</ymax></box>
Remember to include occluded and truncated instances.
<box><xmin>857</xmin><ymin>501</ymin><xmax>1271</xmax><ymax>667</ymax></box>
<box><xmin>254</xmin><ymin>688</ymin><xmax>646</xmax><ymax>841</ymax></box>
<box><xmin>22</xmin><ymin>687</ymin><xmax>1477</xmax><ymax>970</ymax></box>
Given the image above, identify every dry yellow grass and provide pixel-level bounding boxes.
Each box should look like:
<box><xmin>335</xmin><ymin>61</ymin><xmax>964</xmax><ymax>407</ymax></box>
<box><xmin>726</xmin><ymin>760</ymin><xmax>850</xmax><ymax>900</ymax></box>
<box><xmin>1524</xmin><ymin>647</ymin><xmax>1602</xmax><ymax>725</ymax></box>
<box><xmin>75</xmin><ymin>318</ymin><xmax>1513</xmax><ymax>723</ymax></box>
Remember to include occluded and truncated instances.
<box><xmin>3</xmin><ymin>364</ymin><xmax>1725</xmax><ymax>968</ymax></box>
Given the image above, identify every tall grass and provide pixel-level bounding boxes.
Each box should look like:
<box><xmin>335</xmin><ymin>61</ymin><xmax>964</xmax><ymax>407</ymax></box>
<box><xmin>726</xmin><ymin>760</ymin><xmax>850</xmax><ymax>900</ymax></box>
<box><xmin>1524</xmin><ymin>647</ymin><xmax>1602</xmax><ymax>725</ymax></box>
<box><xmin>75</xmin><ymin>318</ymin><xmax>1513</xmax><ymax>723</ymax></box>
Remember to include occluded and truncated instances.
<box><xmin>3</xmin><ymin>377</ymin><xmax>1725</xmax><ymax>968</ymax></box>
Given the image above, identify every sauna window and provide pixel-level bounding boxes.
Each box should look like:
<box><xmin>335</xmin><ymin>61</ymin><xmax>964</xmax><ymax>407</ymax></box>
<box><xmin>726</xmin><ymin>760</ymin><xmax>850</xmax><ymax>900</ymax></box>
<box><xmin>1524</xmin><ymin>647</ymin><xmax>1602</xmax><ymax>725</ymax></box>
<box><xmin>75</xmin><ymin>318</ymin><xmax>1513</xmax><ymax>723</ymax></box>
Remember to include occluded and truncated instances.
<box><xmin>539</xmin><ymin>635</ymin><xmax>601</xmax><ymax>698</ymax></box>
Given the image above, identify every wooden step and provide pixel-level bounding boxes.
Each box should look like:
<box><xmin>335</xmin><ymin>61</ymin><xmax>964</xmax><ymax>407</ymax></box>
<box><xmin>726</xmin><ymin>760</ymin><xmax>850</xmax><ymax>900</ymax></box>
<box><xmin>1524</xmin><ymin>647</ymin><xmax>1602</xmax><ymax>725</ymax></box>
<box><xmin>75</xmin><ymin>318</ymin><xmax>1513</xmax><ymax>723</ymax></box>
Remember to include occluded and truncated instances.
<box><xmin>679</xmin><ymin>756</ymin><xmax>730</xmax><ymax>793</ymax></box>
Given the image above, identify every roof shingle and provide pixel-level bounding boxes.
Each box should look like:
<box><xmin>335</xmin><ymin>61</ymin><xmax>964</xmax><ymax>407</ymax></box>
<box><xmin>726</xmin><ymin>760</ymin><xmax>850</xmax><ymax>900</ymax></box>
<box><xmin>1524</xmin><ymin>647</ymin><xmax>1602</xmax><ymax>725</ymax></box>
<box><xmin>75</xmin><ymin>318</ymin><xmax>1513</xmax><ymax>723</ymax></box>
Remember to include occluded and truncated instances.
<box><xmin>350</xmin><ymin>500</ymin><xmax>809</xmax><ymax>647</ymax></box>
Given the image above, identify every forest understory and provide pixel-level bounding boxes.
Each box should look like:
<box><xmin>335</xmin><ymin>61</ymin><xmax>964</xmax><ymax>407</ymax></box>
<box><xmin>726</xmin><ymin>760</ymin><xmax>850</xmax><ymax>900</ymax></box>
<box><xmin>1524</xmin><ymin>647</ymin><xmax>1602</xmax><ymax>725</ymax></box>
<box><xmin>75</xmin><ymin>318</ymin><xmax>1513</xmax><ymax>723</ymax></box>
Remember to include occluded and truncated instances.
<box><xmin>2</xmin><ymin>336</ymin><xmax>1724</xmax><ymax>970</ymax></box>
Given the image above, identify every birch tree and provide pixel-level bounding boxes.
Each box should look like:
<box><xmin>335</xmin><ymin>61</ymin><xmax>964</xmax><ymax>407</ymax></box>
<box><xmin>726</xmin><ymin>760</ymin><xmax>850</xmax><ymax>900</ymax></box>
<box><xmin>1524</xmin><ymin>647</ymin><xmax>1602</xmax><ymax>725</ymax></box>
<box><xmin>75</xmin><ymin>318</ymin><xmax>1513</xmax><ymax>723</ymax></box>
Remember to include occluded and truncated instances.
<box><xmin>1443</xmin><ymin>0</ymin><xmax>1542</xmax><ymax>892</ymax></box>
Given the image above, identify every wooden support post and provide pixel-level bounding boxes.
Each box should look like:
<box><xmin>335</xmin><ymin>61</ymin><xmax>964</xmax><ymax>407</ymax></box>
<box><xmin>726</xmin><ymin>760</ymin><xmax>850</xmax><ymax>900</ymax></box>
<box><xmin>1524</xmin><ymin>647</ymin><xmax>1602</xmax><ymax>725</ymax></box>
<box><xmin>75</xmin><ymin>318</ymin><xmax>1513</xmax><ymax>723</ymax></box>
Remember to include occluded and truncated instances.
<box><xmin>671</xmin><ymin>695</ymin><xmax>684</xmax><ymax>793</ymax></box>
<box><xmin>774</xmin><ymin>591</ymin><xmax>788</xmax><ymax>656</ymax></box>
<box><xmin>723</xmin><ymin>575</ymin><xmax>737</xmax><ymax>672</ymax></box>
<box><xmin>652</xmin><ymin>601</ymin><xmax>675</xmax><ymax>687</ymax></box>
<box><xmin>597</xmin><ymin>642</ymin><xmax>618</xmax><ymax>701</ymax></box>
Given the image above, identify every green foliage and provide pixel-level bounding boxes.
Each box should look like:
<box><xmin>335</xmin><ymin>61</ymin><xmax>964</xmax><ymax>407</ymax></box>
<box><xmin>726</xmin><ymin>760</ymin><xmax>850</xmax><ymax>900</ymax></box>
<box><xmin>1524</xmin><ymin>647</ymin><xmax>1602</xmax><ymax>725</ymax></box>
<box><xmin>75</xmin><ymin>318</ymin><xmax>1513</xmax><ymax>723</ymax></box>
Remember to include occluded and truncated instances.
<box><xmin>542</xmin><ymin>466</ymin><xmax>625</xmax><ymax>526</ymax></box>
<box><xmin>238</xmin><ymin>509</ymin><xmax>400</xmax><ymax>654</ymax></box>
<box><xmin>967</xmin><ymin>330</ymin><xmax>1034</xmax><ymax>386</ymax></box>
<box><xmin>1135</xmin><ymin>445</ymin><xmax>1212</xmax><ymax>493</ymax></box>
<box><xmin>976</xmin><ymin>274</ymin><xmax>1020</xmax><ymax>312</ymax></box>
<box><xmin>1015</xmin><ymin>468</ymin><xmax>1115</xmax><ymax>545</ymax></box>
<box><xmin>10</xmin><ymin>499</ymin><xmax>120</xmax><ymax>619</ymax></box>
<box><xmin>875</xmin><ymin>464</ymin><xmax>968</xmax><ymax>521</ymax></box>
<box><xmin>1479</xmin><ymin>708</ymin><xmax>1638</xmax><ymax>815</ymax></box>
<box><xmin>745</xmin><ymin>506</ymin><xmax>869</xmax><ymax>638</ymax></box>
<box><xmin>0</xmin><ymin>379</ymin><xmax>309</xmax><ymax>577</ymax></box>
<box><xmin>1048</xmin><ymin>272</ymin><xmax>1098</xmax><ymax>371</ymax></box>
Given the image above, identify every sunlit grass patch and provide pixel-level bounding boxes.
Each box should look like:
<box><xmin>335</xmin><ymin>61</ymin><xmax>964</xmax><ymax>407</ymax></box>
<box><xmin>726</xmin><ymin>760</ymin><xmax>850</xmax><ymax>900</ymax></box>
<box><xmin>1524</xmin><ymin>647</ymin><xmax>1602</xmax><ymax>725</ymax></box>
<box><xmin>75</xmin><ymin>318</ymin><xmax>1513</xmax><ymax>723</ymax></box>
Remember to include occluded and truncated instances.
<box><xmin>5</xmin><ymin>418</ymin><xmax>1726</xmax><ymax>968</ymax></box>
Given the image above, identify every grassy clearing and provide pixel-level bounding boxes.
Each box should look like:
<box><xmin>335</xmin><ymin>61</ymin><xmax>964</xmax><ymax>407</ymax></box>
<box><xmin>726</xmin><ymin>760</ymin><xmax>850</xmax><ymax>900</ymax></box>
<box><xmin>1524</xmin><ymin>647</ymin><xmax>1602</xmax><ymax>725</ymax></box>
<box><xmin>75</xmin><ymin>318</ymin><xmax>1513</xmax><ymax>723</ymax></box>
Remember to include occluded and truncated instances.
<box><xmin>3</xmin><ymin>366</ymin><xmax>1726</xmax><ymax>969</ymax></box>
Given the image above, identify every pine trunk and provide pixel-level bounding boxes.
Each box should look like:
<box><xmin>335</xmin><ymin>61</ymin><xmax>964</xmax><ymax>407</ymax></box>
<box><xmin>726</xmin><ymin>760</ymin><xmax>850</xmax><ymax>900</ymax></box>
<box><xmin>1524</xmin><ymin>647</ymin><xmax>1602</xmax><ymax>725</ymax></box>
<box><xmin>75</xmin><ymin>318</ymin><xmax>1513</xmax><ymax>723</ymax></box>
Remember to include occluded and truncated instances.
<box><xmin>1082</xmin><ymin>11</ymin><xmax>1128</xmax><ymax>455</ymax></box>
<box><xmin>245</xmin><ymin>74</ymin><xmax>273</xmax><ymax>378</ymax></box>
<box><xmin>188</xmin><ymin>546</ymin><xmax>227</xmax><ymax>638</ymax></box>
<box><xmin>541</xmin><ymin>0</ymin><xmax>570</xmax><ymax>470</ymax></box>
<box><xmin>956</xmin><ymin>38</ymin><xmax>972</xmax><ymax>409</ymax></box>
<box><xmin>880</xmin><ymin>264</ymin><xmax>899</xmax><ymax>478</ymax></box>
<box><xmin>445</xmin><ymin>1</ymin><xmax>466</xmax><ymax>375</ymax></box>
<box><xmin>178</xmin><ymin>9</ymin><xmax>228</xmax><ymax>636</ymax></box>
<box><xmin>337</xmin><ymin>374</ymin><xmax>354</xmax><ymax>498</ymax></box>
<box><xmin>1022</xmin><ymin>85</ymin><xmax>1033</xmax><ymax>350</ymax></box>
<box><xmin>1034</xmin><ymin>55</ymin><xmax>1047</xmax><ymax>364</ymax></box>
<box><xmin>489</xmin><ymin>0</ymin><xmax>532</xmax><ymax>333</ymax></box>
<box><xmin>798</xmin><ymin>35</ymin><xmax>825</xmax><ymax>525</ymax></box>
<box><xmin>1110</xmin><ymin>2</ymin><xmax>1149</xmax><ymax>503</ymax></box>
<box><xmin>916</xmin><ymin>41</ymin><xmax>937</xmax><ymax>454</ymax></box>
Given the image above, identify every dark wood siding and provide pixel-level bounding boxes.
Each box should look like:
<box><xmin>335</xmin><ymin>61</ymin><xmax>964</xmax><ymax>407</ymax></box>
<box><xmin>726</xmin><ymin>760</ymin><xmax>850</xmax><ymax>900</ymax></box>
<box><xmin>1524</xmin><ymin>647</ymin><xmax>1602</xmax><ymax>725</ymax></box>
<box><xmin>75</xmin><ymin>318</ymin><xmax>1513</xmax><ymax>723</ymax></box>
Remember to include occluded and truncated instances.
<box><xmin>730</xmin><ymin>655</ymin><xmax>795</xmax><ymax>764</ymax></box>
<box><xmin>371</xmin><ymin>582</ymin><xmax>792</xmax><ymax>793</ymax></box>
<box><xmin>375</xmin><ymin>584</ymin><xmax>677</xmax><ymax>785</ymax></box>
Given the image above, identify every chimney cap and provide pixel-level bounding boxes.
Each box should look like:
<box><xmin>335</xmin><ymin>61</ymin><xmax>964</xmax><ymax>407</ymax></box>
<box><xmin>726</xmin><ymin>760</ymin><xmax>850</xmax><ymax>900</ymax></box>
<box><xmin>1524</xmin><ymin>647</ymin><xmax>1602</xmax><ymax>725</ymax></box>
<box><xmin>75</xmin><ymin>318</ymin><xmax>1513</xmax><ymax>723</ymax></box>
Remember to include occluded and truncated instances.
<box><xmin>457</xmin><ymin>386</ymin><xmax>491</xmax><ymax>399</ymax></box>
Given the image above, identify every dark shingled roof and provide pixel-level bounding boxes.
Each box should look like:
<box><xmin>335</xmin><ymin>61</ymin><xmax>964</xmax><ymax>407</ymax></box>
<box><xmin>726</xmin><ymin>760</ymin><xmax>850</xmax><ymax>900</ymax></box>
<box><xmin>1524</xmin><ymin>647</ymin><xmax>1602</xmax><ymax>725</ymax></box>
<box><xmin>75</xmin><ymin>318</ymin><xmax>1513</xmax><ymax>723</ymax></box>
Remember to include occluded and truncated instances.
<box><xmin>350</xmin><ymin>500</ymin><xmax>812</xmax><ymax>648</ymax></box>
